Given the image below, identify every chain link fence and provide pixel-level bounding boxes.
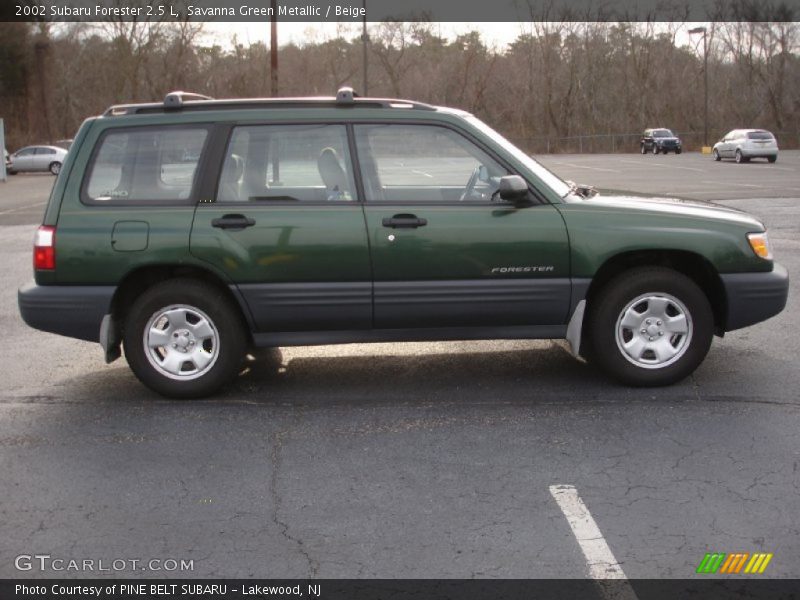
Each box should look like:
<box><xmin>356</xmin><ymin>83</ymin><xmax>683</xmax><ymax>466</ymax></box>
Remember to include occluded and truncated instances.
<box><xmin>510</xmin><ymin>131</ymin><xmax>800</xmax><ymax>155</ymax></box>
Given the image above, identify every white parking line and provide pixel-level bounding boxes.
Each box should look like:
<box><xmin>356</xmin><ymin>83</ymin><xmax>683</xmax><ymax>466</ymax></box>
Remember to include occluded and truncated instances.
<box><xmin>702</xmin><ymin>180</ymin><xmax>765</xmax><ymax>188</ymax></box>
<box><xmin>618</xmin><ymin>159</ymin><xmax>704</xmax><ymax>172</ymax></box>
<box><xmin>550</xmin><ymin>484</ymin><xmax>639</xmax><ymax>600</ymax></box>
<box><xmin>552</xmin><ymin>161</ymin><xmax>622</xmax><ymax>173</ymax></box>
<box><xmin>0</xmin><ymin>201</ymin><xmax>47</xmax><ymax>215</ymax></box>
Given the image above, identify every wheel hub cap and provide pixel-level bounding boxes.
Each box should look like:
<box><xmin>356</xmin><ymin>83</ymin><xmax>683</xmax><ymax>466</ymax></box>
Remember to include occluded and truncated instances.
<box><xmin>143</xmin><ymin>305</ymin><xmax>219</xmax><ymax>380</ymax></box>
<box><xmin>615</xmin><ymin>293</ymin><xmax>693</xmax><ymax>369</ymax></box>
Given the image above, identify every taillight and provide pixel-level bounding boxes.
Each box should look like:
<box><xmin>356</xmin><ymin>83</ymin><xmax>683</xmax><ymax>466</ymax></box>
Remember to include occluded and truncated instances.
<box><xmin>34</xmin><ymin>226</ymin><xmax>56</xmax><ymax>270</ymax></box>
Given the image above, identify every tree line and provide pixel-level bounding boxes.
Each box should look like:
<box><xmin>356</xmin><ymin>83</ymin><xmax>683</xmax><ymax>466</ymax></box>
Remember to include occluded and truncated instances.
<box><xmin>0</xmin><ymin>21</ymin><xmax>797</xmax><ymax>153</ymax></box>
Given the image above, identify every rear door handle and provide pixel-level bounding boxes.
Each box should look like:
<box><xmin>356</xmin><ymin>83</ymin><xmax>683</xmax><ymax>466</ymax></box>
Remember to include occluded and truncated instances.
<box><xmin>382</xmin><ymin>214</ymin><xmax>428</xmax><ymax>229</ymax></box>
<box><xmin>211</xmin><ymin>214</ymin><xmax>256</xmax><ymax>230</ymax></box>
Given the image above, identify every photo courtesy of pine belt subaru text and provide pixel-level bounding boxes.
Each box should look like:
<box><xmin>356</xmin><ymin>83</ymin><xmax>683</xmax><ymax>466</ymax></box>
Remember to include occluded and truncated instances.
<box><xmin>17</xmin><ymin>88</ymin><xmax>790</xmax><ymax>398</ymax></box>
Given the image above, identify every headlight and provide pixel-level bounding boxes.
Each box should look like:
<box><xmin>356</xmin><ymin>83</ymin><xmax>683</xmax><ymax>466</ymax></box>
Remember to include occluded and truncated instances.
<box><xmin>747</xmin><ymin>232</ymin><xmax>773</xmax><ymax>260</ymax></box>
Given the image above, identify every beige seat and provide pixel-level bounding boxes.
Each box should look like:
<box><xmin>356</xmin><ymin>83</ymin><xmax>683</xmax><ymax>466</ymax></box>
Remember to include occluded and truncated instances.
<box><xmin>218</xmin><ymin>154</ymin><xmax>244</xmax><ymax>202</ymax></box>
<box><xmin>317</xmin><ymin>147</ymin><xmax>348</xmax><ymax>200</ymax></box>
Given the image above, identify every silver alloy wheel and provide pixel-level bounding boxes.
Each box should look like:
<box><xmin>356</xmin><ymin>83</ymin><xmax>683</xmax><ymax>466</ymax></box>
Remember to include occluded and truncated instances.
<box><xmin>614</xmin><ymin>293</ymin><xmax>693</xmax><ymax>370</ymax></box>
<box><xmin>143</xmin><ymin>304</ymin><xmax>220</xmax><ymax>380</ymax></box>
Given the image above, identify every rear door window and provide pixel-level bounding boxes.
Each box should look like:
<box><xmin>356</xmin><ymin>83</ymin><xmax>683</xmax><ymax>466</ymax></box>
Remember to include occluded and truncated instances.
<box><xmin>84</xmin><ymin>127</ymin><xmax>208</xmax><ymax>204</ymax></box>
<box><xmin>216</xmin><ymin>124</ymin><xmax>355</xmax><ymax>203</ymax></box>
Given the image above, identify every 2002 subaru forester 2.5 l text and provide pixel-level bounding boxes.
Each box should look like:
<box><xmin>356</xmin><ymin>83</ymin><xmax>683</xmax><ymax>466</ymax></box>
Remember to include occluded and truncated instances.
<box><xmin>18</xmin><ymin>88</ymin><xmax>789</xmax><ymax>398</ymax></box>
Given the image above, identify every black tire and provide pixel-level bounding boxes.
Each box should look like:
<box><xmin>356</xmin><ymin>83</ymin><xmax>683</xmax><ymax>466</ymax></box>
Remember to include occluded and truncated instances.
<box><xmin>640</xmin><ymin>144</ymin><xmax>647</xmax><ymax>154</ymax></box>
<box><xmin>712</xmin><ymin>149</ymin><xmax>721</xmax><ymax>161</ymax></box>
<box><xmin>7</xmin><ymin>170</ymin><xmax>17</xmax><ymax>175</ymax></box>
<box><xmin>123</xmin><ymin>278</ymin><xmax>247</xmax><ymax>398</ymax></box>
<box><xmin>49</xmin><ymin>161</ymin><xmax>61</xmax><ymax>175</ymax></box>
<box><xmin>652</xmin><ymin>145</ymin><xmax>659</xmax><ymax>155</ymax></box>
<box><xmin>676</xmin><ymin>149</ymin><xmax>682</xmax><ymax>155</ymax></box>
<box><xmin>586</xmin><ymin>267</ymin><xmax>714</xmax><ymax>387</ymax></box>
<box><xmin>768</xmin><ymin>156</ymin><xmax>777</xmax><ymax>163</ymax></box>
<box><xmin>735</xmin><ymin>149</ymin><xmax>743</xmax><ymax>163</ymax></box>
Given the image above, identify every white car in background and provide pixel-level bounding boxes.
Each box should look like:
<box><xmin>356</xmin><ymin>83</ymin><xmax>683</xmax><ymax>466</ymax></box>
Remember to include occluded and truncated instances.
<box><xmin>6</xmin><ymin>145</ymin><xmax>68</xmax><ymax>175</ymax></box>
<box><xmin>712</xmin><ymin>129</ymin><xmax>779</xmax><ymax>163</ymax></box>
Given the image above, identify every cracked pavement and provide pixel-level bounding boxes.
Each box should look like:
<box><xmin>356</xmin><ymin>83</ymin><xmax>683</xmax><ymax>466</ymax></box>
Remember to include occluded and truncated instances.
<box><xmin>0</xmin><ymin>162</ymin><xmax>798</xmax><ymax>579</ymax></box>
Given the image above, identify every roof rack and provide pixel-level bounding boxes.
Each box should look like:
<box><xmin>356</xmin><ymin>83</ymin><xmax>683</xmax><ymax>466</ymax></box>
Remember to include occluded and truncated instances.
<box><xmin>103</xmin><ymin>86</ymin><xmax>436</xmax><ymax>116</ymax></box>
<box><xmin>164</xmin><ymin>91</ymin><xmax>214</xmax><ymax>108</ymax></box>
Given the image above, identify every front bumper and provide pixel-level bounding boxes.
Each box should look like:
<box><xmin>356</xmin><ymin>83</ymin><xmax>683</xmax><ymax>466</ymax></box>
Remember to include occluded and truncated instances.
<box><xmin>720</xmin><ymin>263</ymin><xmax>789</xmax><ymax>331</ymax></box>
<box><xmin>18</xmin><ymin>282</ymin><xmax>116</xmax><ymax>342</ymax></box>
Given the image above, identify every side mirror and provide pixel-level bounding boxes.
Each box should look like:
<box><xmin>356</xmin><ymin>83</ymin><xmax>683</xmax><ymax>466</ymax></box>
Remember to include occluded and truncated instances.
<box><xmin>498</xmin><ymin>175</ymin><xmax>529</xmax><ymax>205</ymax></box>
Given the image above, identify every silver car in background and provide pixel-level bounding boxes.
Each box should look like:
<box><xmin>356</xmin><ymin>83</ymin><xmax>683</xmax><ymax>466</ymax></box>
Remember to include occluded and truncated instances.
<box><xmin>6</xmin><ymin>145</ymin><xmax>68</xmax><ymax>175</ymax></box>
<box><xmin>712</xmin><ymin>129</ymin><xmax>779</xmax><ymax>163</ymax></box>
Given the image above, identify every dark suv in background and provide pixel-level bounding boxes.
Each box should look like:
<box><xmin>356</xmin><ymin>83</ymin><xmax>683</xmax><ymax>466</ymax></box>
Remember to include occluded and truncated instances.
<box><xmin>641</xmin><ymin>128</ymin><xmax>682</xmax><ymax>154</ymax></box>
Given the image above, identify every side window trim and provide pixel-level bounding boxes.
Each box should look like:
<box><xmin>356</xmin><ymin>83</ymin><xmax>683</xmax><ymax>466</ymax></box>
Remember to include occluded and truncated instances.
<box><xmin>79</xmin><ymin>124</ymin><xmax>211</xmax><ymax>207</ymax></box>
<box><xmin>210</xmin><ymin>122</ymin><xmax>360</xmax><ymax>206</ymax></box>
<box><xmin>352</xmin><ymin>121</ymin><xmax>544</xmax><ymax>206</ymax></box>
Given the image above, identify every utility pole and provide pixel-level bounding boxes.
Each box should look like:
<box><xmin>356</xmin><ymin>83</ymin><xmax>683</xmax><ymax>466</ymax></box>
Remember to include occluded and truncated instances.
<box><xmin>270</xmin><ymin>0</ymin><xmax>278</xmax><ymax>97</ymax></box>
<box><xmin>361</xmin><ymin>0</ymin><xmax>368</xmax><ymax>95</ymax></box>
<box><xmin>0</xmin><ymin>119</ymin><xmax>6</xmax><ymax>182</ymax></box>
<box><xmin>270</xmin><ymin>0</ymin><xmax>279</xmax><ymax>183</ymax></box>
<box><xmin>689</xmin><ymin>27</ymin><xmax>708</xmax><ymax>149</ymax></box>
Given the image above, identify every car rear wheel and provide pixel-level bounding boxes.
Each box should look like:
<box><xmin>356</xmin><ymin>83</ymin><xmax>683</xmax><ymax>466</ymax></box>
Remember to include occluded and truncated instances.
<box><xmin>712</xmin><ymin>149</ymin><xmax>721</xmax><ymax>161</ymax></box>
<box><xmin>675</xmin><ymin>149</ymin><xmax>682</xmax><ymax>155</ymax></box>
<box><xmin>49</xmin><ymin>162</ymin><xmax>61</xmax><ymax>175</ymax></box>
<box><xmin>123</xmin><ymin>279</ymin><xmax>247</xmax><ymax>398</ymax></box>
<box><xmin>768</xmin><ymin>156</ymin><xmax>777</xmax><ymax>163</ymax></box>
<box><xmin>587</xmin><ymin>267</ymin><xmax>714</xmax><ymax>386</ymax></box>
<box><xmin>652</xmin><ymin>145</ymin><xmax>659</xmax><ymax>155</ymax></box>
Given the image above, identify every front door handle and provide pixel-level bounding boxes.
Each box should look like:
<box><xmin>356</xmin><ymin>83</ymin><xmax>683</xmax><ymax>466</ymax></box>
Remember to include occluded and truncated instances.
<box><xmin>211</xmin><ymin>214</ymin><xmax>256</xmax><ymax>230</ymax></box>
<box><xmin>382</xmin><ymin>214</ymin><xmax>428</xmax><ymax>229</ymax></box>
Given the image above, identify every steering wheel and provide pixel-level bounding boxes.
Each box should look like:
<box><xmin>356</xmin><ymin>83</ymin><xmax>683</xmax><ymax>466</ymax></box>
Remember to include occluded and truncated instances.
<box><xmin>459</xmin><ymin>166</ymin><xmax>481</xmax><ymax>201</ymax></box>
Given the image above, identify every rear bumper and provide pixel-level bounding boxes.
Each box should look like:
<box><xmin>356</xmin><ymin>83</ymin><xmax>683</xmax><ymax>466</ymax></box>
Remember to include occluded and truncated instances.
<box><xmin>18</xmin><ymin>282</ymin><xmax>115</xmax><ymax>342</ymax></box>
<box><xmin>741</xmin><ymin>147</ymin><xmax>778</xmax><ymax>157</ymax></box>
<box><xmin>721</xmin><ymin>263</ymin><xmax>789</xmax><ymax>331</ymax></box>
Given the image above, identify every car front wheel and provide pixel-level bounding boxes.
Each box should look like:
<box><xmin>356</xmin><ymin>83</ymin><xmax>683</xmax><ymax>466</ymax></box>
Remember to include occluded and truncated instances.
<box><xmin>712</xmin><ymin>149</ymin><xmax>721</xmax><ymax>161</ymax></box>
<box><xmin>123</xmin><ymin>279</ymin><xmax>247</xmax><ymax>398</ymax></box>
<box><xmin>587</xmin><ymin>267</ymin><xmax>714</xmax><ymax>386</ymax></box>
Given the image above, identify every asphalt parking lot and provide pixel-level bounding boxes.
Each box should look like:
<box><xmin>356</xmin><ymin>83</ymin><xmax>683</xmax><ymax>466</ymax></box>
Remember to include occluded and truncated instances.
<box><xmin>0</xmin><ymin>154</ymin><xmax>798</xmax><ymax>584</ymax></box>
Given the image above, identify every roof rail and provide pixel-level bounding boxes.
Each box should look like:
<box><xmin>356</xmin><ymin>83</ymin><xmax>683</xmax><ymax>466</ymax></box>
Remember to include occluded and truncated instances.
<box><xmin>336</xmin><ymin>86</ymin><xmax>358</xmax><ymax>103</ymax></box>
<box><xmin>164</xmin><ymin>91</ymin><xmax>214</xmax><ymax>108</ymax></box>
<box><xmin>103</xmin><ymin>87</ymin><xmax>436</xmax><ymax>117</ymax></box>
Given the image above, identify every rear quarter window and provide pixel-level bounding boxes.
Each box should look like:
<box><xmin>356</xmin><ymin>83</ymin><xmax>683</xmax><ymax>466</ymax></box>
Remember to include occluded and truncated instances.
<box><xmin>83</xmin><ymin>126</ymin><xmax>209</xmax><ymax>204</ymax></box>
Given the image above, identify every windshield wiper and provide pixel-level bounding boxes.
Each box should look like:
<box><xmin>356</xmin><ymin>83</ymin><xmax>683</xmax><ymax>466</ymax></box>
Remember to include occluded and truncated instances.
<box><xmin>565</xmin><ymin>180</ymin><xmax>598</xmax><ymax>199</ymax></box>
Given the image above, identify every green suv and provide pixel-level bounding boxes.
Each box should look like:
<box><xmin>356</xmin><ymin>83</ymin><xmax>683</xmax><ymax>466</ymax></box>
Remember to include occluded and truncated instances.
<box><xmin>18</xmin><ymin>89</ymin><xmax>789</xmax><ymax>398</ymax></box>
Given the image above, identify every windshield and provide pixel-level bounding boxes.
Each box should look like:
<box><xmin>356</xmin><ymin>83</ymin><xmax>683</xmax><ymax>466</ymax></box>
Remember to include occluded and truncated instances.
<box><xmin>653</xmin><ymin>129</ymin><xmax>674</xmax><ymax>138</ymax></box>
<box><xmin>465</xmin><ymin>115</ymin><xmax>571</xmax><ymax>198</ymax></box>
